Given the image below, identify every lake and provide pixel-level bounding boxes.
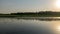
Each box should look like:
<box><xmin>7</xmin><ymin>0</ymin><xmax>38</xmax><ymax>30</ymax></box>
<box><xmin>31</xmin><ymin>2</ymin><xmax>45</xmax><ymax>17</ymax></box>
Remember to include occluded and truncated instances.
<box><xmin>0</xmin><ymin>17</ymin><xmax>60</xmax><ymax>34</ymax></box>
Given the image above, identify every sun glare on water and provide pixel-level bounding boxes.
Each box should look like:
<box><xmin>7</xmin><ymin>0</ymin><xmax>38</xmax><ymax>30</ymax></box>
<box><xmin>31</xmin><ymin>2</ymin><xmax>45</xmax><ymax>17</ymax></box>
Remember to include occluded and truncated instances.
<box><xmin>56</xmin><ymin>26</ymin><xmax>60</xmax><ymax>31</ymax></box>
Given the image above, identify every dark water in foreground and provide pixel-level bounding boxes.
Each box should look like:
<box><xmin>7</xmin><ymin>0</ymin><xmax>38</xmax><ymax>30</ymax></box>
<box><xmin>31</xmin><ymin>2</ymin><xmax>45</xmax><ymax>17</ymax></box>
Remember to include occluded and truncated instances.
<box><xmin>0</xmin><ymin>18</ymin><xmax>60</xmax><ymax>34</ymax></box>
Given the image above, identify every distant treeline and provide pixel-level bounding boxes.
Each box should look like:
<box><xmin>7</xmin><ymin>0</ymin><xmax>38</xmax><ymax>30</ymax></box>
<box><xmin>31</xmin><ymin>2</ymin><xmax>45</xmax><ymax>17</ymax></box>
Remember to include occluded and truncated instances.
<box><xmin>0</xmin><ymin>11</ymin><xmax>60</xmax><ymax>17</ymax></box>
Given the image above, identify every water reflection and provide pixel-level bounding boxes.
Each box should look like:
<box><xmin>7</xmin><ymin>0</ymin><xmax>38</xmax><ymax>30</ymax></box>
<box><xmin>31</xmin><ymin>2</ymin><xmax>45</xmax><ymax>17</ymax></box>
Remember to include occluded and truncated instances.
<box><xmin>49</xmin><ymin>21</ymin><xmax>60</xmax><ymax>34</ymax></box>
<box><xmin>57</xmin><ymin>26</ymin><xmax>60</xmax><ymax>31</ymax></box>
<box><xmin>0</xmin><ymin>18</ymin><xmax>60</xmax><ymax>34</ymax></box>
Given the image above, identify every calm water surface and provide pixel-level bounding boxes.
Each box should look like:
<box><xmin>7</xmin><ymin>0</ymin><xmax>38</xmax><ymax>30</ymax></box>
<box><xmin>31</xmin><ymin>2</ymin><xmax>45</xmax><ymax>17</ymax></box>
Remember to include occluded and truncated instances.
<box><xmin>0</xmin><ymin>18</ymin><xmax>60</xmax><ymax>34</ymax></box>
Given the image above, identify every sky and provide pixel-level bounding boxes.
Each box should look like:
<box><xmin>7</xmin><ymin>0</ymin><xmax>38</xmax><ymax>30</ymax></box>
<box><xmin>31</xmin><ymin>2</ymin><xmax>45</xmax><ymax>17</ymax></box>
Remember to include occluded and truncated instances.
<box><xmin>0</xmin><ymin>0</ymin><xmax>59</xmax><ymax>13</ymax></box>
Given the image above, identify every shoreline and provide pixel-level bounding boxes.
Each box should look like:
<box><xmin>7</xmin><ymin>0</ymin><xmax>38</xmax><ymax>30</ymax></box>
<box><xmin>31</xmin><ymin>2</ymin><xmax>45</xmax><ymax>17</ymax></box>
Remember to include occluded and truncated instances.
<box><xmin>0</xmin><ymin>17</ymin><xmax>60</xmax><ymax>21</ymax></box>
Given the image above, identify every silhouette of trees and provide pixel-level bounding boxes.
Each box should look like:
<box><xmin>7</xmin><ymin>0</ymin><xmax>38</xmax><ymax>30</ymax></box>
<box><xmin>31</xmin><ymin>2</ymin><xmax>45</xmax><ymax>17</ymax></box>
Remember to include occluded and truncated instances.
<box><xmin>0</xmin><ymin>11</ymin><xmax>60</xmax><ymax>17</ymax></box>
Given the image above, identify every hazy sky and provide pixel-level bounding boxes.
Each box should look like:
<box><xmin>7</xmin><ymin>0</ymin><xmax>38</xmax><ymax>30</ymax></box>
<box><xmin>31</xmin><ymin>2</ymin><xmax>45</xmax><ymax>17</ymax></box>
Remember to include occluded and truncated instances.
<box><xmin>0</xmin><ymin>0</ymin><xmax>59</xmax><ymax>13</ymax></box>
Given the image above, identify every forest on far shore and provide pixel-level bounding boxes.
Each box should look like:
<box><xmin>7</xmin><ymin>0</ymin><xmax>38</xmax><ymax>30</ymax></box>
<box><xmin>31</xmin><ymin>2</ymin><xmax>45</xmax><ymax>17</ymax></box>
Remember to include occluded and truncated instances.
<box><xmin>0</xmin><ymin>11</ymin><xmax>60</xmax><ymax>17</ymax></box>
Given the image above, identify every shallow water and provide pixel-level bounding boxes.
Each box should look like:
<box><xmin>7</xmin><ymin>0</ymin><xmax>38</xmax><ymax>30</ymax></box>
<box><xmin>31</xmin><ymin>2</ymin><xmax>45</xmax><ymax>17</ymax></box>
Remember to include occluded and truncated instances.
<box><xmin>0</xmin><ymin>18</ymin><xmax>60</xmax><ymax>34</ymax></box>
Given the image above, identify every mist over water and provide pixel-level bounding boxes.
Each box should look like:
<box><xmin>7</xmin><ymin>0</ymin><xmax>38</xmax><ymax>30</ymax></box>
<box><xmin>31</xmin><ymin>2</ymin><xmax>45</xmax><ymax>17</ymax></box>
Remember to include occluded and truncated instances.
<box><xmin>0</xmin><ymin>18</ymin><xmax>60</xmax><ymax>34</ymax></box>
